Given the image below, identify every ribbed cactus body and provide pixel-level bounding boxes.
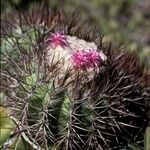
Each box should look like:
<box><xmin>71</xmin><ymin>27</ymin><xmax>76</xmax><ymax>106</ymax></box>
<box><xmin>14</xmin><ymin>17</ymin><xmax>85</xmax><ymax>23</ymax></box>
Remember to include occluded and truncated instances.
<box><xmin>1</xmin><ymin>4</ymin><xmax>149</xmax><ymax>150</ymax></box>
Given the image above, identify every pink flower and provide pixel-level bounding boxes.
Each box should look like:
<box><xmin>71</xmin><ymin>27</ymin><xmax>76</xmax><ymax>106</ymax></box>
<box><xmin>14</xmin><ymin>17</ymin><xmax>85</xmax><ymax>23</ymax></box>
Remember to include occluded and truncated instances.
<box><xmin>84</xmin><ymin>50</ymin><xmax>101</xmax><ymax>67</ymax></box>
<box><xmin>70</xmin><ymin>51</ymin><xmax>87</xmax><ymax>69</ymax></box>
<box><xmin>47</xmin><ymin>32</ymin><xmax>68</xmax><ymax>47</ymax></box>
<box><xmin>70</xmin><ymin>50</ymin><xmax>102</xmax><ymax>69</ymax></box>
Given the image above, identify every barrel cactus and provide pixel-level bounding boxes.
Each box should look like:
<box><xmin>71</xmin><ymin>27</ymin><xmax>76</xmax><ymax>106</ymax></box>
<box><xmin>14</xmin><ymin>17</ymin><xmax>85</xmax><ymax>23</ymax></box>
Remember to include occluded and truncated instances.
<box><xmin>1</xmin><ymin>3</ymin><xmax>149</xmax><ymax>150</ymax></box>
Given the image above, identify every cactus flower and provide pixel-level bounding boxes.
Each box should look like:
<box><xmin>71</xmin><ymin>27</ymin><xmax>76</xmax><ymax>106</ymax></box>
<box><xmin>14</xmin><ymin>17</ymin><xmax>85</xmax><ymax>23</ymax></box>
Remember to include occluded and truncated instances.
<box><xmin>70</xmin><ymin>50</ymin><xmax>102</xmax><ymax>69</ymax></box>
<box><xmin>84</xmin><ymin>50</ymin><xmax>101</xmax><ymax>67</ymax></box>
<box><xmin>47</xmin><ymin>32</ymin><xmax>68</xmax><ymax>47</ymax></box>
<box><xmin>70</xmin><ymin>51</ymin><xmax>87</xmax><ymax>69</ymax></box>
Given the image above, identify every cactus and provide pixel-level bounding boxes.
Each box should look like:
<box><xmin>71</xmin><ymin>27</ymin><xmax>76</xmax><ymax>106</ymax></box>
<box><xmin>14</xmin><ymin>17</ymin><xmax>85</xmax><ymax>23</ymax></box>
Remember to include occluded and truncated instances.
<box><xmin>1</xmin><ymin>3</ymin><xmax>149</xmax><ymax>150</ymax></box>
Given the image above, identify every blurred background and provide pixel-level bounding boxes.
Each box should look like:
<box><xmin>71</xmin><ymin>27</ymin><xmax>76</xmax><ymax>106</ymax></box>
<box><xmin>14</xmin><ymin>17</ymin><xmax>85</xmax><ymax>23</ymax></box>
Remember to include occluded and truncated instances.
<box><xmin>1</xmin><ymin>0</ymin><xmax>150</xmax><ymax>65</ymax></box>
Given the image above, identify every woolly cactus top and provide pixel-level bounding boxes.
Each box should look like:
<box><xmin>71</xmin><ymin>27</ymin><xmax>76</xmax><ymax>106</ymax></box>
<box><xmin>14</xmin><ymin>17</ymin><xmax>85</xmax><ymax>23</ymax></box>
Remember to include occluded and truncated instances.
<box><xmin>46</xmin><ymin>32</ymin><xmax>106</xmax><ymax>72</ymax></box>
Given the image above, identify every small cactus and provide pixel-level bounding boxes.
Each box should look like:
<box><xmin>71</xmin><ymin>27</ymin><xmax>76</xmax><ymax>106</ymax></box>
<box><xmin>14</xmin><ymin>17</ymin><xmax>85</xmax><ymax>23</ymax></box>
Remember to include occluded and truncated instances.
<box><xmin>1</xmin><ymin>3</ymin><xmax>149</xmax><ymax>150</ymax></box>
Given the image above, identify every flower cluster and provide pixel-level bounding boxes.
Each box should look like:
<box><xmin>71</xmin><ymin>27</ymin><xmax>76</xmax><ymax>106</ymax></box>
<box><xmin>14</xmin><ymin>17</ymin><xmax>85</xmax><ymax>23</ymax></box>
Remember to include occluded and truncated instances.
<box><xmin>70</xmin><ymin>50</ymin><xmax>103</xmax><ymax>69</ymax></box>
